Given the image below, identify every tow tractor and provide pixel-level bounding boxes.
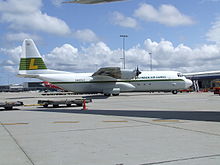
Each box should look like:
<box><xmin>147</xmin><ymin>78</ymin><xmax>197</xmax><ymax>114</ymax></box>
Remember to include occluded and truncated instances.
<box><xmin>0</xmin><ymin>101</ymin><xmax>24</xmax><ymax>110</ymax></box>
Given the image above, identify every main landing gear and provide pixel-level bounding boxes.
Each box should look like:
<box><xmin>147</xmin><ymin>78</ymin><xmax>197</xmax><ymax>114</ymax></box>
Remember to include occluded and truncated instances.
<box><xmin>104</xmin><ymin>93</ymin><xmax>120</xmax><ymax>96</ymax></box>
<box><xmin>172</xmin><ymin>90</ymin><xmax>178</xmax><ymax>94</ymax></box>
<box><xmin>103</xmin><ymin>88</ymin><xmax>120</xmax><ymax>96</ymax></box>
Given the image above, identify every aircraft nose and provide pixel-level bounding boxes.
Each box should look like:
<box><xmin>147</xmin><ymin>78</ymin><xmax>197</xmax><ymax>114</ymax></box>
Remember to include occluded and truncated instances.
<box><xmin>185</xmin><ymin>79</ymin><xmax>193</xmax><ymax>88</ymax></box>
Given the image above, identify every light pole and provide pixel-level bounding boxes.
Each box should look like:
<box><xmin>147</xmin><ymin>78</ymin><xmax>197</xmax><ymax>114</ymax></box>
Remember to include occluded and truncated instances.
<box><xmin>149</xmin><ymin>52</ymin><xmax>152</xmax><ymax>71</ymax></box>
<box><xmin>120</xmin><ymin>34</ymin><xmax>128</xmax><ymax>69</ymax></box>
<box><xmin>95</xmin><ymin>64</ymin><xmax>98</xmax><ymax>71</ymax></box>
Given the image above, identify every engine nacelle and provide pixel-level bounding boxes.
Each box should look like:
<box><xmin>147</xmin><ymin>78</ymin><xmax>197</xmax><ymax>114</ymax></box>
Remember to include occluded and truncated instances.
<box><xmin>121</xmin><ymin>69</ymin><xmax>136</xmax><ymax>79</ymax></box>
<box><xmin>115</xmin><ymin>82</ymin><xmax>135</xmax><ymax>91</ymax></box>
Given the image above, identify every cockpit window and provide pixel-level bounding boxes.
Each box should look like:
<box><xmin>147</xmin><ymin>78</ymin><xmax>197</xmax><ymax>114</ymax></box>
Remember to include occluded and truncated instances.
<box><xmin>177</xmin><ymin>73</ymin><xmax>183</xmax><ymax>77</ymax></box>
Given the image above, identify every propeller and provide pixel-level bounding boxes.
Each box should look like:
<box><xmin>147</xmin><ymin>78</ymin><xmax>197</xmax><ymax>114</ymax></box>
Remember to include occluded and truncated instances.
<box><xmin>135</xmin><ymin>66</ymin><xmax>142</xmax><ymax>77</ymax></box>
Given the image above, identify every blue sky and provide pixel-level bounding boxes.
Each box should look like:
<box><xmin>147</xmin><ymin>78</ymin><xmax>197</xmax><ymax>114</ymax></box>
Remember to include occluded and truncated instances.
<box><xmin>1</xmin><ymin>0</ymin><xmax>220</xmax><ymax>84</ymax></box>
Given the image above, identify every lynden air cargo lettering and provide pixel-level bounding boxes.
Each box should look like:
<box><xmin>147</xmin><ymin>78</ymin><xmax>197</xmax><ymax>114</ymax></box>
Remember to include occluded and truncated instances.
<box><xmin>18</xmin><ymin>39</ymin><xmax>192</xmax><ymax>96</ymax></box>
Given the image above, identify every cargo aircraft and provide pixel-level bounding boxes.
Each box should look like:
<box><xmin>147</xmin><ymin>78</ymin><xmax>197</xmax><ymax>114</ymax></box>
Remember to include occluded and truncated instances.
<box><xmin>62</xmin><ymin>0</ymin><xmax>127</xmax><ymax>4</ymax></box>
<box><xmin>18</xmin><ymin>39</ymin><xmax>192</xmax><ymax>96</ymax></box>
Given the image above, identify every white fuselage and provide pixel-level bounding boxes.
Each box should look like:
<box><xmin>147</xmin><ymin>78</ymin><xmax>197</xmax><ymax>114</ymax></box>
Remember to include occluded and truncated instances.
<box><xmin>35</xmin><ymin>70</ymin><xmax>192</xmax><ymax>94</ymax></box>
<box><xmin>131</xmin><ymin>71</ymin><xmax>191</xmax><ymax>92</ymax></box>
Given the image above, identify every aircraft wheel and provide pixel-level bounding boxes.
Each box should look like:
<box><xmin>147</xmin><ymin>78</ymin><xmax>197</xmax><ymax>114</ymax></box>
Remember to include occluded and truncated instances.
<box><xmin>4</xmin><ymin>106</ymin><xmax>13</xmax><ymax>110</ymax></box>
<box><xmin>172</xmin><ymin>90</ymin><xmax>178</xmax><ymax>94</ymax></box>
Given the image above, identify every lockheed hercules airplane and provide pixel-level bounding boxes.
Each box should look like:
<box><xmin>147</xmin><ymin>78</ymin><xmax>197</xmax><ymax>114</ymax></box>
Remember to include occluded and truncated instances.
<box><xmin>63</xmin><ymin>0</ymin><xmax>127</xmax><ymax>4</ymax></box>
<box><xmin>18</xmin><ymin>39</ymin><xmax>192</xmax><ymax>96</ymax></box>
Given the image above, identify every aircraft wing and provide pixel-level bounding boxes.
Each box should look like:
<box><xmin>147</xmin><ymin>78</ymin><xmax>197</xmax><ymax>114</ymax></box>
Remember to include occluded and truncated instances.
<box><xmin>63</xmin><ymin>0</ymin><xmax>125</xmax><ymax>4</ymax></box>
<box><xmin>92</xmin><ymin>67</ymin><xmax>122</xmax><ymax>79</ymax></box>
<box><xmin>92</xmin><ymin>75</ymin><xmax>117</xmax><ymax>81</ymax></box>
<box><xmin>184</xmin><ymin>71</ymin><xmax>220</xmax><ymax>80</ymax></box>
<box><xmin>91</xmin><ymin>67</ymin><xmax>136</xmax><ymax>92</ymax></box>
<box><xmin>92</xmin><ymin>67</ymin><xmax>138</xmax><ymax>80</ymax></box>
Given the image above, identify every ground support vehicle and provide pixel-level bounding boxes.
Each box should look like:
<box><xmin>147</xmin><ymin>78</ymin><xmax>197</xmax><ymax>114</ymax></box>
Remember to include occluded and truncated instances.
<box><xmin>213</xmin><ymin>87</ymin><xmax>220</xmax><ymax>95</ymax></box>
<box><xmin>38</xmin><ymin>99</ymin><xmax>92</xmax><ymax>108</ymax></box>
<box><xmin>0</xmin><ymin>101</ymin><xmax>24</xmax><ymax>110</ymax></box>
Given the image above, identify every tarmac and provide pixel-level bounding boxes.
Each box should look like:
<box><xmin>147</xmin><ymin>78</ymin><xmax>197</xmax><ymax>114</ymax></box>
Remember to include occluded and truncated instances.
<box><xmin>0</xmin><ymin>91</ymin><xmax>220</xmax><ymax>165</ymax></box>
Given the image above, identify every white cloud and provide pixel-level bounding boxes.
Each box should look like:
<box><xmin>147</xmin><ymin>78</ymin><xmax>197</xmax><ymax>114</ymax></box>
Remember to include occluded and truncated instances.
<box><xmin>50</xmin><ymin>0</ymin><xmax>63</xmax><ymax>7</ymax></box>
<box><xmin>0</xmin><ymin>46</ymin><xmax>22</xmax><ymax>63</ymax></box>
<box><xmin>111</xmin><ymin>11</ymin><xmax>138</xmax><ymax>28</ymax></box>
<box><xmin>0</xmin><ymin>0</ymin><xmax>42</xmax><ymax>13</ymax></box>
<box><xmin>44</xmin><ymin>44</ymin><xmax>79</xmax><ymax>70</ymax></box>
<box><xmin>41</xmin><ymin>39</ymin><xmax>220</xmax><ymax>73</ymax></box>
<box><xmin>2</xmin><ymin>39</ymin><xmax>220</xmax><ymax>75</ymax></box>
<box><xmin>81</xmin><ymin>42</ymin><xmax>118</xmax><ymax>67</ymax></box>
<box><xmin>144</xmin><ymin>39</ymin><xmax>220</xmax><ymax>72</ymax></box>
<box><xmin>0</xmin><ymin>0</ymin><xmax>71</xmax><ymax>35</ymax></box>
<box><xmin>3</xmin><ymin>66</ymin><xmax>17</xmax><ymax>73</ymax></box>
<box><xmin>206</xmin><ymin>17</ymin><xmax>220</xmax><ymax>43</ymax></box>
<box><xmin>6</xmin><ymin>32</ymin><xmax>41</xmax><ymax>42</ymax></box>
<box><xmin>43</xmin><ymin>42</ymin><xmax>118</xmax><ymax>72</ymax></box>
<box><xmin>73</xmin><ymin>29</ymin><xmax>99</xmax><ymax>43</ymax></box>
<box><xmin>134</xmin><ymin>3</ymin><xmax>195</xmax><ymax>27</ymax></box>
<box><xmin>0</xmin><ymin>46</ymin><xmax>22</xmax><ymax>73</ymax></box>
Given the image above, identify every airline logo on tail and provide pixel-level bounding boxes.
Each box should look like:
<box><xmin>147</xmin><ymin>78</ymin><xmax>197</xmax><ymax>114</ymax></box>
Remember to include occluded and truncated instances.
<box><xmin>19</xmin><ymin>57</ymin><xmax>47</xmax><ymax>70</ymax></box>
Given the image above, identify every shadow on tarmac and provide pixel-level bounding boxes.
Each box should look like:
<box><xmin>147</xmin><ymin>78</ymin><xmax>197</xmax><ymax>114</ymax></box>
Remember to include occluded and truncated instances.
<box><xmin>82</xmin><ymin>95</ymin><xmax>109</xmax><ymax>100</ymax></box>
<box><xmin>82</xmin><ymin>93</ymin><xmax>173</xmax><ymax>99</ymax></box>
<box><xmin>28</xmin><ymin>109</ymin><xmax>220</xmax><ymax>122</ymax></box>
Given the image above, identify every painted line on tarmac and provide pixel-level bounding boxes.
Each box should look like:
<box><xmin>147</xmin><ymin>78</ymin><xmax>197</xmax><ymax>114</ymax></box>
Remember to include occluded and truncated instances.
<box><xmin>152</xmin><ymin>119</ymin><xmax>180</xmax><ymax>123</ymax></box>
<box><xmin>0</xmin><ymin>121</ymin><xmax>34</xmax><ymax>165</ymax></box>
<box><xmin>127</xmin><ymin>118</ymin><xmax>220</xmax><ymax>137</ymax></box>
<box><xmin>0</xmin><ymin>123</ymin><xmax>29</xmax><ymax>125</ymax></box>
<box><xmin>23</xmin><ymin>104</ymin><xmax>40</xmax><ymax>106</ymax></box>
<box><xmin>52</xmin><ymin>125</ymin><xmax>148</xmax><ymax>133</ymax></box>
<box><xmin>103</xmin><ymin>120</ymin><xmax>128</xmax><ymax>123</ymax></box>
<box><xmin>140</xmin><ymin>154</ymin><xmax>220</xmax><ymax>165</ymax></box>
<box><xmin>53</xmin><ymin>121</ymin><xmax>80</xmax><ymax>124</ymax></box>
